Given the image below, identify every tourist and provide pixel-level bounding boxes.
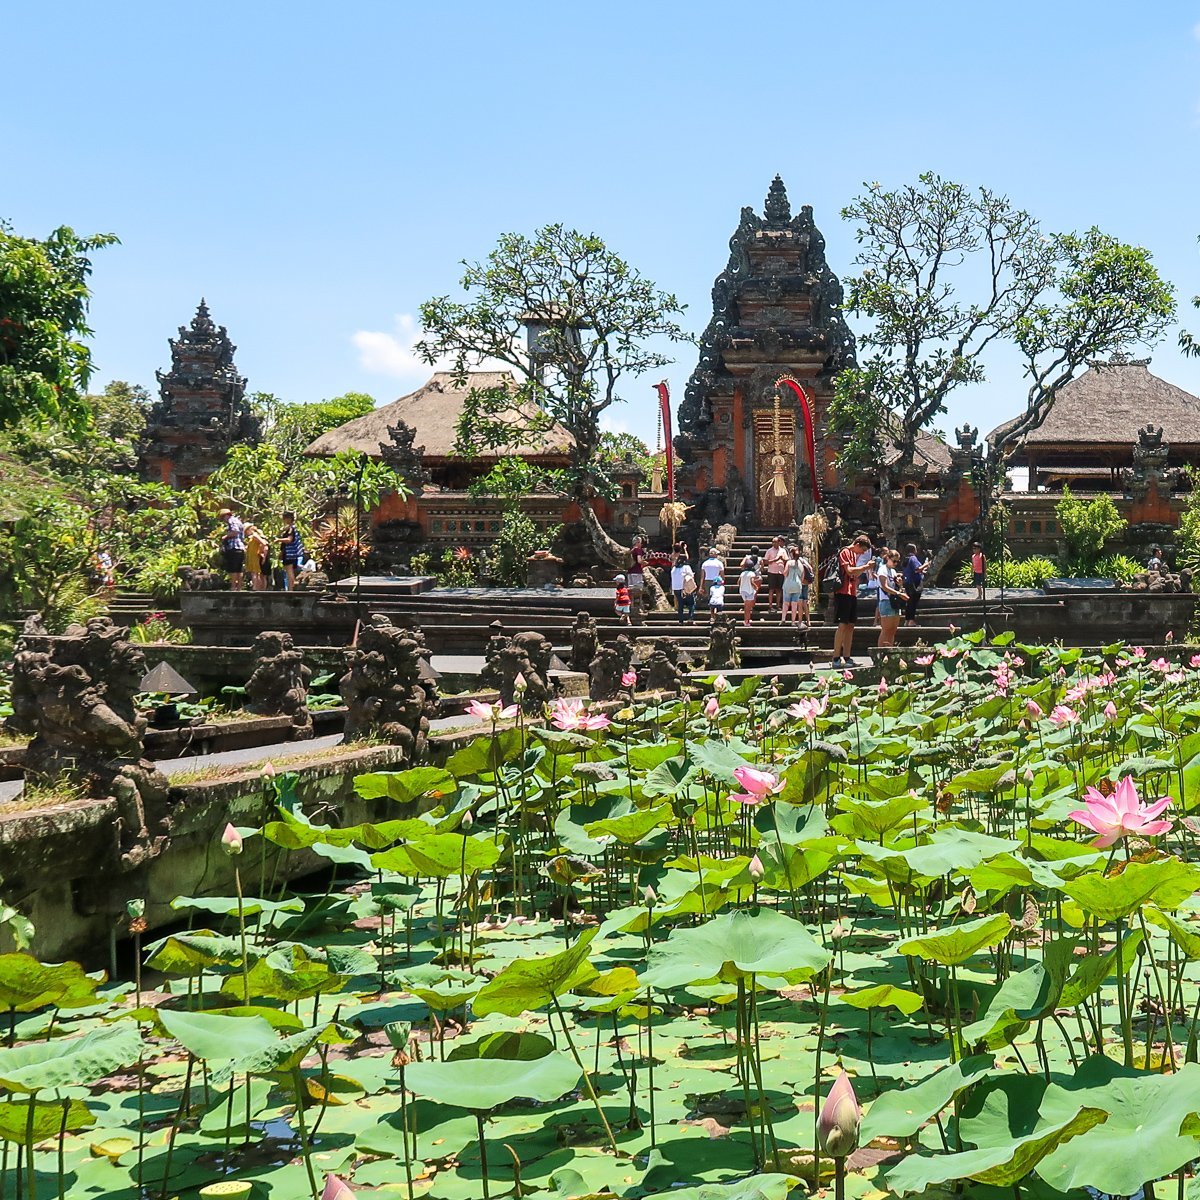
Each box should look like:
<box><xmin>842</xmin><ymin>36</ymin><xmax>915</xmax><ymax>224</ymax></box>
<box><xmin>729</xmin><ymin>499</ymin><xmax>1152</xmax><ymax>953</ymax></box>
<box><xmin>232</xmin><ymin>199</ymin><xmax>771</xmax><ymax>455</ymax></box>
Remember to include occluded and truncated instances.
<box><xmin>244</xmin><ymin>524</ymin><xmax>270</xmax><ymax>591</ymax></box>
<box><xmin>707</xmin><ymin>576</ymin><xmax>726</xmax><ymax>622</ymax></box>
<box><xmin>670</xmin><ymin>554</ymin><xmax>697</xmax><ymax>623</ymax></box>
<box><xmin>971</xmin><ymin>541</ymin><xmax>986</xmax><ymax>599</ymax></box>
<box><xmin>782</xmin><ymin>544</ymin><xmax>809</xmax><ymax>628</ymax></box>
<box><xmin>613</xmin><ymin>574</ymin><xmax>632</xmax><ymax>625</ymax></box>
<box><xmin>738</xmin><ymin>558</ymin><xmax>760</xmax><ymax>626</ymax></box>
<box><xmin>877</xmin><ymin>549</ymin><xmax>907</xmax><ymax>647</ymax></box>
<box><xmin>628</xmin><ymin>535</ymin><xmax>647</xmax><ymax>622</ymax></box>
<box><xmin>700</xmin><ymin>545</ymin><xmax>725</xmax><ymax>602</ymax></box>
<box><xmin>902</xmin><ymin>542</ymin><xmax>928</xmax><ymax>626</ymax></box>
<box><xmin>764</xmin><ymin>535</ymin><xmax>787</xmax><ymax>614</ymax></box>
<box><xmin>280</xmin><ymin>512</ymin><xmax>304</xmax><ymax>590</ymax></box>
<box><xmin>1148</xmin><ymin>545</ymin><xmax>1165</xmax><ymax>573</ymax></box>
<box><xmin>857</xmin><ymin>539</ymin><xmax>880</xmax><ymax>625</ymax></box>
<box><xmin>832</xmin><ymin>534</ymin><xmax>871</xmax><ymax>667</ymax></box>
<box><xmin>217</xmin><ymin>507</ymin><xmax>246</xmax><ymax>590</ymax></box>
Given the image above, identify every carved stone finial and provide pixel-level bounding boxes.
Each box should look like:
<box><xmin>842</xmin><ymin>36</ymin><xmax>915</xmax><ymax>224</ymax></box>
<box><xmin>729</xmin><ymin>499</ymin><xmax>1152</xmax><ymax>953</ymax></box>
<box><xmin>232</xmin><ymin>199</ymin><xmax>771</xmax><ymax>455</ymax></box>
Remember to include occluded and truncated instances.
<box><xmin>380</xmin><ymin>415</ymin><xmax>431</xmax><ymax>492</ymax></box>
<box><xmin>954</xmin><ymin>424</ymin><xmax>979</xmax><ymax>452</ymax></box>
<box><xmin>764</xmin><ymin>175</ymin><xmax>792</xmax><ymax>223</ymax></box>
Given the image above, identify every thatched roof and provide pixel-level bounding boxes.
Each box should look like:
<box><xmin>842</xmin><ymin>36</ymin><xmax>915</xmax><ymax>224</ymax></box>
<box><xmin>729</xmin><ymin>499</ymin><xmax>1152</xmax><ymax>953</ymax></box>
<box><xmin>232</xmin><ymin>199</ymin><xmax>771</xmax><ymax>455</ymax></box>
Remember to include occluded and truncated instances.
<box><xmin>304</xmin><ymin>371</ymin><xmax>575</xmax><ymax>461</ymax></box>
<box><xmin>988</xmin><ymin>359</ymin><xmax>1200</xmax><ymax>447</ymax></box>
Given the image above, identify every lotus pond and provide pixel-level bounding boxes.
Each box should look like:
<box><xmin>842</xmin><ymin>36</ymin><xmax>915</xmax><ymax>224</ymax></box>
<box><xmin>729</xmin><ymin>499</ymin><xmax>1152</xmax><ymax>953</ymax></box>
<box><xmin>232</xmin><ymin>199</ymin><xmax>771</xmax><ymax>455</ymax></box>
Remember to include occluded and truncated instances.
<box><xmin>9</xmin><ymin>631</ymin><xmax>1200</xmax><ymax>1200</ymax></box>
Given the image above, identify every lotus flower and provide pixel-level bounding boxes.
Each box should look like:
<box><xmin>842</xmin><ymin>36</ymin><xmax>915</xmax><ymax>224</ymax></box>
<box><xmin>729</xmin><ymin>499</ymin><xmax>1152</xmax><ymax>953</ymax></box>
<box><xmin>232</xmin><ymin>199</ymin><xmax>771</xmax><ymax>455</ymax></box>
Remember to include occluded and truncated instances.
<box><xmin>1190</xmin><ymin>654</ymin><xmax>1200</xmax><ymax>669</ymax></box>
<box><xmin>713</xmin><ymin>675</ymin><xmax>729</xmax><ymax>693</ymax></box>
<box><xmin>730</xmin><ymin>766</ymin><xmax>783</xmax><ymax>806</ymax></box>
<box><xmin>787</xmin><ymin>696</ymin><xmax>828</xmax><ymax>726</ymax></box>
<box><xmin>1132</xmin><ymin>646</ymin><xmax>1147</xmax><ymax>659</ymax></box>
<box><xmin>1067</xmin><ymin>775</ymin><xmax>1172</xmax><ymax>849</ymax></box>
<box><xmin>513</xmin><ymin>672</ymin><xmax>527</xmax><ymax>694</ymax></box>
<box><xmin>262</xmin><ymin>761</ymin><xmax>277</xmax><ymax>778</ymax></box>
<box><xmin>748</xmin><ymin>853</ymin><xmax>765</xmax><ymax>882</ymax></box>
<box><xmin>323</xmin><ymin>1174</ymin><xmax>355</xmax><ymax>1200</ymax></box>
<box><xmin>842</xmin><ymin>670</ymin><xmax>853</xmax><ymax>681</ymax></box>
<box><xmin>622</xmin><ymin>671</ymin><xmax>637</xmax><ymax>688</ymax></box>
<box><xmin>221</xmin><ymin>823</ymin><xmax>243</xmax><ymax>856</ymax></box>
<box><xmin>704</xmin><ymin>694</ymin><xmax>719</xmax><ymax>719</ymax></box>
<box><xmin>1049</xmin><ymin>704</ymin><xmax>1078</xmax><ymax>728</ymax></box>
<box><xmin>461</xmin><ymin>809</ymin><xmax>474</xmax><ymax>830</ymax></box>
<box><xmin>1103</xmin><ymin>700</ymin><xmax>1118</xmax><ymax>721</ymax></box>
<box><xmin>915</xmin><ymin>654</ymin><xmax>934</xmax><ymax>666</ymax></box>
<box><xmin>1150</xmin><ymin>657</ymin><xmax>1171</xmax><ymax>673</ymax></box>
<box><xmin>877</xmin><ymin>677</ymin><xmax>888</xmax><ymax>696</ymax></box>
<box><xmin>549</xmin><ymin>698</ymin><xmax>611</xmax><ymax>731</ymax></box>
<box><xmin>817</xmin><ymin>1070</ymin><xmax>860</xmax><ymax>1157</ymax></box>
<box><xmin>1026</xmin><ymin>699</ymin><xmax>1044</xmax><ymax>719</ymax></box>
<box><xmin>643</xmin><ymin>885</ymin><xmax>657</xmax><ymax>906</ymax></box>
<box><xmin>465</xmin><ymin>699</ymin><xmax>519</xmax><ymax>722</ymax></box>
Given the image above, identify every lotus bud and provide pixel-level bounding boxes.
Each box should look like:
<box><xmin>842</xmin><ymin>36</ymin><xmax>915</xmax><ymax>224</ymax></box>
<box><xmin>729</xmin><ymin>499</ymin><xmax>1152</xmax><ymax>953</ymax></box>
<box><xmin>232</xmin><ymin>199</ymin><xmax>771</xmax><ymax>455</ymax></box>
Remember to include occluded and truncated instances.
<box><xmin>878</xmin><ymin>677</ymin><xmax>888</xmax><ymax>696</ymax></box>
<box><xmin>461</xmin><ymin>809</ymin><xmax>474</xmax><ymax>830</ymax></box>
<box><xmin>748</xmin><ymin>853</ymin><xmax>765</xmax><ymax>883</ymax></box>
<box><xmin>1167</xmin><ymin>630</ymin><xmax>1175</xmax><ymax>642</ymax></box>
<box><xmin>1022</xmin><ymin>767</ymin><xmax>1035</xmax><ymax>784</ymax></box>
<box><xmin>220</xmin><ymin>823</ymin><xmax>243</xmax><ymax>856</ymax></box>
<box><xmin>643</xmin><ymin>885</ymin><xmax>657</xmax><ymax>907</ymax></box>
<box><xmin>514</xmin><ymin>672</ymin><xmax>527</xmax><ymax>695</ymax></box>
<box><xmin>817</xmin><ymin>1070</ymin><xmax>861</xmax><ymax>1157</ymax></box>
<box><xmin>262</xmin><ymin>761</ymin><xmax>277</xmax><ymax>778</ymax></box>
<box><xmin>622</xmin><ymin>670</ymin><xmax>637</xmax><ymax>688</ymax></box>
<box><xmin>1103</xmin><ymin>700</ymin><xmax>1118</xmax><ymax>721</ymax></box>
<box><xmin>704</xmin><ymin>695</ymin><xmax>719</xmax><ymax>719</ymax></box>
<box><xmin>322</xmin><ymin>1174</ymin><xmax>355</xmax><ymax>1200</ymax></box>
<box><xmin>713</xmin><ymin>674</ymin><xmax>729</xmax><ymax>693</ymax></box>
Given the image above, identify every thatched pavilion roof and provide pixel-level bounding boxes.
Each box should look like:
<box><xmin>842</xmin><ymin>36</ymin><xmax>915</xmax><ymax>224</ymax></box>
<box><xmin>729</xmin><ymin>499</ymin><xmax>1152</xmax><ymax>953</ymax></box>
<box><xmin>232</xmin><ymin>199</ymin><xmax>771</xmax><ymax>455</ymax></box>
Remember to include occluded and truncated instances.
<box><xmin>988</xmin><ymin>358</ymin><xmax>1200</xmax><ymax>448</ymax></box>
<box><xmin>304</xmin><ymin>371</ymin><xmax>575</xmax><ymax>461</ymax></box>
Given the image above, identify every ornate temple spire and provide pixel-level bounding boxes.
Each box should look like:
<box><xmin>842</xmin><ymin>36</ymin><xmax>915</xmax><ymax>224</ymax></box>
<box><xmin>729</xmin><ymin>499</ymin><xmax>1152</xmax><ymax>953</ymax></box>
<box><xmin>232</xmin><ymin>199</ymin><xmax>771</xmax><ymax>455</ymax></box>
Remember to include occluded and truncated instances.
<box><xmin>764</xmin><ymin>175</ymin><xmax>792</xmax><ymax>223</ymax></box>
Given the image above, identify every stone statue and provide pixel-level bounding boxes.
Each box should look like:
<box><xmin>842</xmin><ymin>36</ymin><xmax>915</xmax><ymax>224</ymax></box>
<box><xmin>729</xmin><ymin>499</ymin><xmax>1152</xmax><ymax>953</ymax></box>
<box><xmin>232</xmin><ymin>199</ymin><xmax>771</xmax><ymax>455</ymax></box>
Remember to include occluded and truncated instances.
<box><xmin>6</xmin><ymin>617</ymin><xmax>169</xmax><ymax>863</ymax></box>
<box><xmin>642</xmin><ymin>638</ymin><xmax>689</xmax><ymax>693</ymax></box>
<box><xmin>481</xmin><ymin>628</ymin><xmax>554</xmax><ymax>712</ymax></box>
<box><xmin>954</xmin><ymin>424</ymin><xmax>979</xmax><ymax>452</ymax></box>
<box><xmin>178</xmin><ymin>566</ymin><xmax>226</xmax><ymax>591</ymax></box>
<box><xmin>340</xmin><ymin>615</ymin><xmax>437</xmax><ymax>762</ymax></box>
<box><xmin>1127</xmin><ymin>424</ymin><xmax>1172</xmax><ymax>499</ymax></box>
<box><xmin>569</xmin><ymin>612</ymin><xmax>599</xmax><ymax>673</ymax></box>
<box><xmin>589</xmin><ymin>635</ymin><xmax>634</xmax><ymax>702</ymax></box>
<box><xmin>707</xmin><ymin>615</ymin><xmax>741</xmax><ymax>670</ymax></box>
<box><xmin>727</xmin><ymin>465</ymin><xmax>748</xmax><ymax>528</ymax></box>
<box><xmin>380</xmin><ymin>415</ymin><xmax>432</xmax><ymax>493</ymax></box>
<box><xmin>245</xmin><ymin>631</ymin><xmax>313</xmax><ymax>740</ymax></box>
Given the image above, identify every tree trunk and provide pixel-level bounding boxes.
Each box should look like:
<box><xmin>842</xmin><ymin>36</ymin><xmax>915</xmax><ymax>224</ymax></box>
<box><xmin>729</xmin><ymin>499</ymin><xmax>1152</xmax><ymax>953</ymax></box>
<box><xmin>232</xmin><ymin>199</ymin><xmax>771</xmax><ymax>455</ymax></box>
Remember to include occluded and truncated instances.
<box><xmin>926</xmin><ymin>523</ymin><xmax>977</xmax><ymax>585</ymax></box>
<box><xmin>578</xmin><ymin>497</ymin><xmax>630</xmax><ymax>569</ymax></box>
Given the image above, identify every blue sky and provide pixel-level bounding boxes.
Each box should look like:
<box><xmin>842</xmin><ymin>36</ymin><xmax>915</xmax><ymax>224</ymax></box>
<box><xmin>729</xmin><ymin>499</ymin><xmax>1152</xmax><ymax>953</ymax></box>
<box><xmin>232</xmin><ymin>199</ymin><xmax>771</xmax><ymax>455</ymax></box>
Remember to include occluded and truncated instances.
<box><xmin>6</xmin><ymin>1</ymin><xmax>1200</xmax><ymax>446</ymax></box>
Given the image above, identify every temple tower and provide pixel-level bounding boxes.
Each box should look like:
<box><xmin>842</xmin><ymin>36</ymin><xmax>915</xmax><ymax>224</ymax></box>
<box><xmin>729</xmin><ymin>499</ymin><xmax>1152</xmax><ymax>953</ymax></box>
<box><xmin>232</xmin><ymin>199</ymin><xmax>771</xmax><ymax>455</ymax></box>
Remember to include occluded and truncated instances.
<box><xmin>140</xmin><ymin>300</ymin><xmax>259</xmax><ymax>487</ymax></box>
<box><xmin>675</xmin><ymin>177</ymin><xmax>856</xmax><ymax>529</ymax></box>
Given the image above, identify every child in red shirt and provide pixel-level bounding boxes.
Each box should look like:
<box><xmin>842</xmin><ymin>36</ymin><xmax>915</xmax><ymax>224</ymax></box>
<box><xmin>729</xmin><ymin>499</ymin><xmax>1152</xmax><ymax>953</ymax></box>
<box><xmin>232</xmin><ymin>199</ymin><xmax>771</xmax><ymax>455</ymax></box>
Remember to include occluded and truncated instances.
<box><xmin>614</xmin><ymin>574</ymin><xmax>632</xmax><ymax>625</ymax></box>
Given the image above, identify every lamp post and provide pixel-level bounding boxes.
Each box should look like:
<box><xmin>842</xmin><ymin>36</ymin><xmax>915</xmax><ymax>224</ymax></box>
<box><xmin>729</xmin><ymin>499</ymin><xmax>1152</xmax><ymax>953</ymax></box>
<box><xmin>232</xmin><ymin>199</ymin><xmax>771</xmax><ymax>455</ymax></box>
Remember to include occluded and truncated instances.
<box><xmin>354</xmin><ymin>453</ymin><xmax>367</xmax><ymax>624</ymax></box>
<box><xmin>971</xmin><ymin>451</ymin><xmax>989</xmax><ymax>636</ymax></box>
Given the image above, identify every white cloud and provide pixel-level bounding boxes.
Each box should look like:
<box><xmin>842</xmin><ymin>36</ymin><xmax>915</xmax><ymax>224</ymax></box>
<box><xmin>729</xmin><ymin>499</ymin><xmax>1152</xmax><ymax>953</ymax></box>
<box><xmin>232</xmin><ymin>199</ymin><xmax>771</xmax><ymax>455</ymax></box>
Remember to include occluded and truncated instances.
<box><xmin>352</xmin><ymin>313</ymin><xmax>445</xmax><ymax>378</ymax></box>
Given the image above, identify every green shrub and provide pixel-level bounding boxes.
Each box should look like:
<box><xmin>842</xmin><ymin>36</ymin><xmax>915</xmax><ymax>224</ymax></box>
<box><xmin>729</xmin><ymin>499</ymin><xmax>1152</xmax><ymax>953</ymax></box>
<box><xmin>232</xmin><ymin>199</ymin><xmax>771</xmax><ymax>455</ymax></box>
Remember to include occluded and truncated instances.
<box><xmin>955</xmin><ymin>556</ymin><xmax>1057</xmax><ymax>589</ymax></box>
<box><xmin>1093</xmin><ymin>553</ymin><xmax>1143</xmax><ymax>585</ymax></box>
<box><xmin>132</xmin><ymin>543</ymin><xmax>210</xmax><ymax>602</ymax></box>
<box><xmin>491</xmin><ymin>513</ymin><xmax>562</xmax><ymax>587</ymax></box>
<box><xmin>1055</xmin><ymin>486</ymin><xmax>1124</xmax><ymax>573</ymax></box>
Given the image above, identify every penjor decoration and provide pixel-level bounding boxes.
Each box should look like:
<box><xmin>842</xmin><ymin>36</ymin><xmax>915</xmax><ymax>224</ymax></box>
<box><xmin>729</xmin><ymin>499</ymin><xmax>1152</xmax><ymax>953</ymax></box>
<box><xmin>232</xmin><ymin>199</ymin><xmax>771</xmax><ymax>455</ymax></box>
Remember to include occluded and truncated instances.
<box><xmin>775</xmin><ymin>375</ymin><xmax>822</xmax><ymax>507</ymax></box>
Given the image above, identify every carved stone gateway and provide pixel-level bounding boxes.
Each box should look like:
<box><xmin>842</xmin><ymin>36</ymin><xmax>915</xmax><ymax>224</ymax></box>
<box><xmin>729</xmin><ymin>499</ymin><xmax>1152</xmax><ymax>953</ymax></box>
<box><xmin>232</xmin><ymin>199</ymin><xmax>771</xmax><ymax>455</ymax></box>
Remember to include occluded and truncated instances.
<box><xmin>6</xmin><ymin>617</ymin><xmax>169</xmax><ymax>863</ymax></box>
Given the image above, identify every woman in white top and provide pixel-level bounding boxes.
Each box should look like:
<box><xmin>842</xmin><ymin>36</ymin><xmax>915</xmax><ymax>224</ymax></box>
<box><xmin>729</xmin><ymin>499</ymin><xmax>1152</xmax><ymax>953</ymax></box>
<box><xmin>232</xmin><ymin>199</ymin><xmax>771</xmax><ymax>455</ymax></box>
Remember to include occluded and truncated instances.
<box><xmin>738</xmin><ymin>565</ymin><xmax>759</xmax><ymax>627</ymax></box>
<box><xmin>670</xmin><ymin>555</ymin><xmax>697</xmax><ymax>623</ymax></box>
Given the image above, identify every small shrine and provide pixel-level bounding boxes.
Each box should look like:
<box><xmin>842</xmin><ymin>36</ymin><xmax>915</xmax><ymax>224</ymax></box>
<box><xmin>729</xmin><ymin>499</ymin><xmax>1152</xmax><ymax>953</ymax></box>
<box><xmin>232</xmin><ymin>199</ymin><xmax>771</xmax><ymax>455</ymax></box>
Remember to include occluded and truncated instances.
<box><xmin>140</xmin><ymin>299</ymin><xmax>260</xmax><ymax>487</ymax></box>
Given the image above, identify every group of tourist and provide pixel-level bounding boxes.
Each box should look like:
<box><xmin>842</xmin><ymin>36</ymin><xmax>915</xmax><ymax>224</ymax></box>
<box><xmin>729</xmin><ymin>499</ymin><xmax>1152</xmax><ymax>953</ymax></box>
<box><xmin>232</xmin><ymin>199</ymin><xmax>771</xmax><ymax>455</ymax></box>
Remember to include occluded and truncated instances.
<box><xmin>830</xmin><ymin>534</ymin><xmax>931</xmax><ymax>665</ymax></box>
<box><xmin>218</xmin><ymin>508</ymin><xmax>308</xmax><ymax>591</ymax></box>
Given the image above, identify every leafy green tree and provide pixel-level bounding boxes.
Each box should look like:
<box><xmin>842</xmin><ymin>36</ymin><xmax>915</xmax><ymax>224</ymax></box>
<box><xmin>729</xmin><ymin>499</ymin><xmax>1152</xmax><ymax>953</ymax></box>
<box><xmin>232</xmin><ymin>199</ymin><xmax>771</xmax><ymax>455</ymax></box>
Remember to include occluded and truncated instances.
<box><xmin>829</xmin><ymin>174</ymin><xmax>1175</xmax><ymax>573</ymax></box>
<box><xmin>0</xmin><ymin>223</ymin><xmax>118</xmax><ymax>430</ymax></box>
<box><xmin>85</xmin><ymin>380</ymin><xmax>151</xmax><ymax>442</ymax></box>
<box><xmin>259</xmin><ymin>391</ymin><xmax>377</xmax><ymax>460</ymax></box>
<box><xmin>417</xmin><ymin>224</ymin><xmax>688</xmax><ymax>561</ymax></box>
<box><xmin>1054</xmin><ymin>486</ymin><xmax>1125</xmax><ymax>574</ymax></box>
<box><xmin>596</xmin><ymin>429</ymin><xmax>654</xmax><ymax>474</ymax></box>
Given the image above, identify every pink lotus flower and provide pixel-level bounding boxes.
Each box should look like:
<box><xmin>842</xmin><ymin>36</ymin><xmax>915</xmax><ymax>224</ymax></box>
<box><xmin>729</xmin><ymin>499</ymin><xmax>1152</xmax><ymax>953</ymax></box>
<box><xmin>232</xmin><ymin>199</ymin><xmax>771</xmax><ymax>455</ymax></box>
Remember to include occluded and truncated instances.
<box><xmin>842</xmin><ymin>670</ymin><xmax>853</xmax><ymax>681</ymax></box>
<box><xmin>817</xmin><ymin>1070</ymin><xmax>861</xmax><ymax>1157</ymax></box>
<box><xmin>730</xmin><ymin>766</ymin><xmax>783</xmax><ymax>806</ymax></box>
<box><xmin>747</xmin><ymin>853</ymin><xmax>765</xmax><ymax>882</ymax></box>
<box><xmin>1190</xmin><ymin>654</ymin><xmax>1200</xmax><ymax>669</ymax></box>
<box><xmin>915</xmin><ymin>654</ymin><xmax>934</xmax><ymax>666</ymax></box>
<box><xmin>622</xmin><ymin>671</ymin><xmax>637</xmax><ymax>688</ymax></box>
<box><xmin>549</xmin><ymin>698</ymin><xmax>610</xmax><ymax>731</ymax></box>
<box><xmin>877</xmin><ymin>677</ymin><xmax>888</xmax><ymax>696</ymax></box>
<box><xmin>323</xmin><ymin>1175</ymin><xmax>355</xmax><ymax>1200</ymax></box>
<box><xmin>1150</xmin><ymin>658</ymin><xmax>1171</xmax><ymax>673</ymax></box>
<box><xmin>465</xmin><ymin>699</ymin><xmax>519</xmax><ymax>722</ymax></box>
<box><xmin>787</xmin><ymin>696</ymin><xmax>828</xmax><ymax>726</ymax></box>
<box><xmin>1168</xmin><ymin>671</ymin><xmax>1186</xmax><ymax>684</ymax></box>
<box><xmin>1132</xmin><ymin>646</ymin><xmax>1147</xmax><ymax>659</ymax></box>
<box><xmin>1167</xmin><ymin>630</ymin><xmax>1175</xmax><ymax>642</ymax></box>
<box><xmin>1049</xmin><ymin>704</ymin><xmax>1078</xmax><ymax>728</ymax></box>
<box><xmin>262</xmin><ymin>761</ymin><xmax>277</xmax><ymax>778</ymax></box>
<box><xmin>713</xmin><ymin>675</ymin><xmax>729</xmax><ymax>693</ymax></box>
<box><xmin>221</xmin><ymin>823</ymin><xmax>243</xmax><ymax>856</ymax></box>
<box><xmin>1067</xmin><ymin>775</ymin><xmax>1172</xmax><ymax>849</ymax></box>
<box><xmin>1103</xmin><ymin>701</ymin><xmax>1118</xmax><ymax>720</ymax></box>
<box><xmin>704</xmin><ymin>694</ymin><xmax>719</xmax><ymax>719</ymax></box>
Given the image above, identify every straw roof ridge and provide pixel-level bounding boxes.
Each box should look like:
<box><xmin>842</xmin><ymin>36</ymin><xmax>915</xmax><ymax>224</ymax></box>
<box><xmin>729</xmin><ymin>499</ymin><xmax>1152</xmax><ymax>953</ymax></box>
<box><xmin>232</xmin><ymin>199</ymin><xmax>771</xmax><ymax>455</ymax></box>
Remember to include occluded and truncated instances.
<box><xmin>988</xmin><ymin>360</ymin><xmax>1200</xmax><ymax>448</ymax></box>
<box><xmin>304</xmin><ymin>370</ymin><xmax>575</xmax><ymax>461</ymax></box>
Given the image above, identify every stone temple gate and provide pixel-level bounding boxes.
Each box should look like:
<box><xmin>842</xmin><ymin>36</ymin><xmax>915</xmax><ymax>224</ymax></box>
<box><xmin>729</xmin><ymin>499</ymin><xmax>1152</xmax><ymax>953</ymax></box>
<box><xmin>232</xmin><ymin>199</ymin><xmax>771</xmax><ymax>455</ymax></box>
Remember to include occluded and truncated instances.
<box><xmin>674</xmin><ymin>176</ymin><xmax>857</xmax><ymax>530</ymax></box>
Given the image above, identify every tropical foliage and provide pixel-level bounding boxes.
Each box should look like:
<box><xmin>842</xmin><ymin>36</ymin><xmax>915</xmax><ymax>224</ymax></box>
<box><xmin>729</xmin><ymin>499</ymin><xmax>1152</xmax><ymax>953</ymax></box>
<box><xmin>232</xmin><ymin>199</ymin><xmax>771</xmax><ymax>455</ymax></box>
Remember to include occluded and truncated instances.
<box><xmin>9</xmin><ymin>635</ymin><xmax>1200</xmax><ymax>1200</ymax></box>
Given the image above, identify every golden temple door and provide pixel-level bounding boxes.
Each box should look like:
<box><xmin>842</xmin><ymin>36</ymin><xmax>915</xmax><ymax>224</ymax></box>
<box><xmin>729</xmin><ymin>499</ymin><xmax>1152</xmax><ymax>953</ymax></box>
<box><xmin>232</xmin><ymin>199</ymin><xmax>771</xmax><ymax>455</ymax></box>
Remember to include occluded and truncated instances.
<box><xmin>753</xmin><ymin>400</ymin><xmax>797</xmax><ymax>528</ymax></box>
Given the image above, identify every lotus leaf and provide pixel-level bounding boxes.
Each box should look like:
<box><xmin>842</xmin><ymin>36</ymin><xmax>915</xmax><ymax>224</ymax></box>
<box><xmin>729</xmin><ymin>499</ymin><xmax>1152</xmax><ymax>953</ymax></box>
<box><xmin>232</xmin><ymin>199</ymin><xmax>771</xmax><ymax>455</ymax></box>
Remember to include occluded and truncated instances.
<box><xmin>0</xmin><ymin>1097</ymin><xmax>95</xmax><ymax>1143</ymax></box>
<box><xmin>0</xmin><ymin>954</ymin><xmax>104</xmax><ymax>1013</ymax></box>
<box><xmin>0</xmin><ymin>1023</ymin><xmax>141</xmax><ymax>1092</ymax></box>
<box><xmin>897</xmin><ymin>912</ymin><xmax>1013</xmax><ymax>966</ymax></box>
<box><xmin>643</xmin><ymin>908</ymin><xmax>831</xmax><ymax>989</ymax></box>
<box><xmin>840</xmin><ymin>983</ymin><xmax>923</xmax><ymax>1016</ymax></box>
<box><xmin>1062</xmin><ymin>858</ymin><xmax>1200</xmax><ymax>921</ymax></box>
<box><xmin>370</xmin><ymin>831</ymin><xmax>503</xmax><ymax>877</ymax></box>
<box><xmin>472</xmin><ymin>929</ymin><xmax>600</xmax><ymax>1016</ymax></box>
<box><xmin>859</xmin><ymin>1055</ymin><xmax>994</xmax><ymax>1141</ymax></box>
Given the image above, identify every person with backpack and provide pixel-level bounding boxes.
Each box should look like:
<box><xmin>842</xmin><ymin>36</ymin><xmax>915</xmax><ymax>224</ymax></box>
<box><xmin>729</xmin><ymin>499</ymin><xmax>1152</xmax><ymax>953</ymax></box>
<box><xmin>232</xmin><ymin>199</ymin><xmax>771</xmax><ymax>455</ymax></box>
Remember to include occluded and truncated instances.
<box><xmin>832</xmin><ymin>534</ymin><xmax>872</xmax><ymax>667</ymax></box>
<box><xmin>279</xmin><ymin>512</ymin><xmax>304</xmax><ymax>590</ymax></box>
